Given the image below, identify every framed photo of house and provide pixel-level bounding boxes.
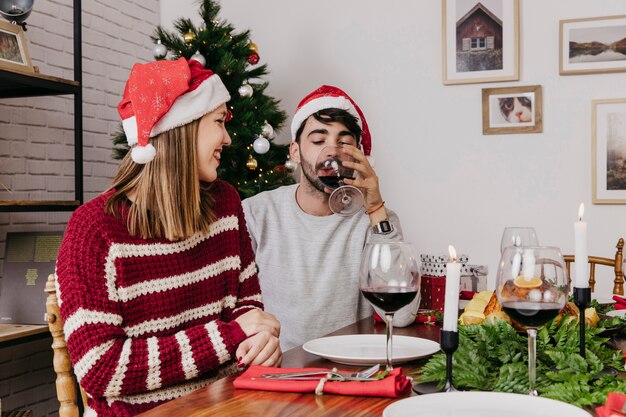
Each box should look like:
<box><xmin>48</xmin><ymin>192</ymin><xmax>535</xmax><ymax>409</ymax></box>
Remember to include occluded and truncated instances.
<box><xmin>0</xmin><ymin>20</ymin><xmax>33</xmax><ymax>73</ymax></box>
<box><xmin>592</xmin><ymin>98</ymin><xmax>626</xmax><ymax>204</ymax></box>
<box><xmin>482</xmin><ymin>85</ymin><xmax>542</xmax><ymax>134</ymax></box>
<box><xmin>560</xmin><ymin>15</ymin><xmax>626</xmax><ymax>75</ymax></box>
<box><xmin>442</xmin><ymin>0</ymin><xmax>519</xmax><ymax>85</ymax></box>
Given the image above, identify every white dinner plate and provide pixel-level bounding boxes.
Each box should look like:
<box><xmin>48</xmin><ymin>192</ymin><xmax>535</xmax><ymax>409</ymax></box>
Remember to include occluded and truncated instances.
<box><xmin>302</xmin><ymin>334</ymin><xmax>440</xmax><ymax>366</ymax></box>
<box><xmin>594</xmin><ymin>297</ymin><xmax>616</xmax><ymax>305</ymax></box>
<box><xmin>606</xmin><ymin>309</ymin><xmax>626</xmax><ymax>317</ymax></box>
<box><xmin>383</xmin><ymin>392</ymin><xmax>592</xmax><ymax>417</ymax></box>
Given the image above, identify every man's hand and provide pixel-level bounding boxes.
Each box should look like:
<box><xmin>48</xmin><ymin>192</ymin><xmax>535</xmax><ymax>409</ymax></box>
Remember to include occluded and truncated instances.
<box><xmin>236</xmin><ymin>330</ymin><xmax>282</xmax><ymax>367</ymax></box>
<box><xmin>341</xmin><ymin>145</ymin><xmax>384</xmax><ymax>212</ymax></box>
<box><xmin>235</xmin><ymin>309</ymin><xmax>281</xmax><ymax>337</ymax></box>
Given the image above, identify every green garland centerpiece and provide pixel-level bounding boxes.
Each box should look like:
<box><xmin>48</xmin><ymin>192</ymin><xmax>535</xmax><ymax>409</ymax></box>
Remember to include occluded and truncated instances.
<box><xmin>416</xmin><ymin>314</ymin><xmax>626</xmax><ymax>409</ymax></box>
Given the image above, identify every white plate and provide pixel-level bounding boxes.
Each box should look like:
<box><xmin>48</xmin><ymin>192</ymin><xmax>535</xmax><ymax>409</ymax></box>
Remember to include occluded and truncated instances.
<box><xmin>302</xmin><ymin>334</ymin><xmax>440</xmax><ymax>366</ymax></box>
<box><xmin>594</xmin><ymin>297</ymin><xmax>616</xmax><ymax>305</ymax></box>
<box><xmin>383</xmin><ymin>392</ymin><xmax>591</xmax><ymax>417</ymax></box>
<box><xmin>607</xmin><ymin>309</ymin><xmax>626</xmax><ymax>317</ymax></box>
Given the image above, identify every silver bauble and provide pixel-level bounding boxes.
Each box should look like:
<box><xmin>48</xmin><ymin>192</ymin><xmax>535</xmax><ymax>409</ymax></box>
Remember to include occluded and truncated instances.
<box><xmin>238</xmin><ymin>83</ymin><xmax>253</xmax><ymax>98</ymax></box>
<box><xmin>190</xmin><ymin>50</ymin><xmax>206</xmax><ymax>67</ymax></box>
<box><xmin>153</xmin><ymin>40</ymin><xmax>167</xmax><ymax>60</ymax></box>
<box><xmin>285</xmin><ymin>159</ymin><xmax>297</xmax><ymax>171</ymax></box>
<box><xmin>261</xmin><ymin>122</ymin><xmax>274</xmax><ymax>139</ymax></box>
<box><xmin>252</xmin><ymin>136</ymin><xmax>270</xmax><ymax>154</ymax></box>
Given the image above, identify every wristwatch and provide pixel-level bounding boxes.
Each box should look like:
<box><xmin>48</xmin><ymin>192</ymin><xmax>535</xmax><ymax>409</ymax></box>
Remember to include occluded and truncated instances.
<box><xmin>372</xmin><ymin>219</ymin><xmax>394</xmax><ymax>235</ymax></box>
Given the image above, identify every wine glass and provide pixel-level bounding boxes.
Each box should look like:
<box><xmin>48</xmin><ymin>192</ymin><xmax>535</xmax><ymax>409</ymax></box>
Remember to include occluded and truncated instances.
<box><xmin>315</xmin><ymin>145</ymin><xmax>364</xmax><ymax>216</ymax></box>
<box><xmin>496</xmin><ymin>246</ymin><xmax>568</xmax><ymax>396</ymax></box>
<box><xmin>500</xmin><ymin>227</ymin><xmax>539</xmax><ymax>253</ymax></box>
<box><xmin>359</xmin><ymin>241</ymin><xmax>420</xmax><ymax>371</ymax></box>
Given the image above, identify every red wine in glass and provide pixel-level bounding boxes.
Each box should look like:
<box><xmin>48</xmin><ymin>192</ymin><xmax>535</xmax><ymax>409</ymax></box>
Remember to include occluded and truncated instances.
<box><xmin>361</xmin><ymin>286</ymin><xmax>418</xmax><ymax>313</ymax></box>
<box><xmin>318</xmin><ymin>175</ymin><xmax>353</xmax><ymax>189</ymax></box>
<box><xmin>501</xmin><ymin>301</ymin><xmax>562</xmax><ymax>328</ymax></box>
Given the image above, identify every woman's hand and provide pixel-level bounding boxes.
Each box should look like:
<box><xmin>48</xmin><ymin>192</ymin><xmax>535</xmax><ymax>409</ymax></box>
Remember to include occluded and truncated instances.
<box><xmin>235</xmin><ymin>309</ymin><xmax>281</xmax><ymax>337</ymax></box>
<box><xmin>236</xmin><ymin>330</ymin><xmax>282</xmax><ymax>367</ymax></box>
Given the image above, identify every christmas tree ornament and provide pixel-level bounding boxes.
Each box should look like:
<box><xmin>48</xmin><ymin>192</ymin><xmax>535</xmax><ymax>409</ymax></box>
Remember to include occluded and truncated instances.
<box><xmin>253</xmin><ymin>136</ymin><xmax>270</xmax><ymax>154</ymax></box>
<box><xmin>248</xmin><ymin>42</ymin><xmax>258</xmax><ymax>53</ymax></box>
<box><xmin>261</xmin><ymin>122</ymin><xmax>274</xmax><ymax>138</ymax></box>
<box><xmin>247</xmin><ymin>52</ymin><xmax>260</xmax><ymax>65</ymax></box>
<box><xmin>238</xmin><ymin>82</ymin><xmax>253</xmax><ymax>98</ymax></box>
<box><xmin>152</xmin><ymin>39</ymin><xmax>167</xmax><ymax>60</ymax></box>
<box><xmin>190</xmin><ymin>50</ymin><xmax>206</xmax><ymax>67</ymax></box>
<box><xmin>246</xmin><ymin>154</ymin><xmax>258</xmax><ymax>170</ymax></box>
<box><xmin>183</xmin><ymin>29</ymin><xmax>195</xmax><ymax>45</ymax></box>
<box><xmin>285</xmin><ymin>158</ymin><xmax>297</xmax><ymax>172</ymax></box>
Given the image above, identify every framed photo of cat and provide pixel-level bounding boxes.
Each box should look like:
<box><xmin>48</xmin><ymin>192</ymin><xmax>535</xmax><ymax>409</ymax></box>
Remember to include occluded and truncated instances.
<box><xmin>481</xmin><ymin>85</ymin><xmax>543</xmax><ymax>135</ymax></box>
<box><xmin>592</xmin><ymin>98</ymin><xmax>626</xmax><ymax>204</ymax></box>
<box><xmin>560</xmin><ymin>15</ymin><xmax>626</xmax><ymax>76</ymax></box>
<box><xmin>442</xmin><ymin>0</ymin><xmax>519</xmax><ymax>85</ymax></box>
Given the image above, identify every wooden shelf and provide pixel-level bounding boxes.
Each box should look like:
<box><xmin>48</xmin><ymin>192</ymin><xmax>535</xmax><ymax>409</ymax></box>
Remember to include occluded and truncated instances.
<box><xmin>0</xmin><ymin>200</ymin><xmax>81</xmax><ymax>212</ymax></box>
<box><xmin>0</xmin><ymin>324</ymin><xmax>48</xmax><ymax>344</ymax></box>
<box><xmin>0</xmin><ymin>68</ymin><xmax>79</xmax><ymax>98</ymax></box>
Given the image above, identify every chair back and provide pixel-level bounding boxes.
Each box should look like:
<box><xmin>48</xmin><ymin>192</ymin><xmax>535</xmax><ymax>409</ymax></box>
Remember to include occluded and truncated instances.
<box><xmin>44</xmin><ymin>274</ymin><xmax>87</xmax><ymax>417</ymax></box>
<box><xmin>563</xmin><ymin>238</ymin><xmax>624</xmax><ymax>295</ymax></box>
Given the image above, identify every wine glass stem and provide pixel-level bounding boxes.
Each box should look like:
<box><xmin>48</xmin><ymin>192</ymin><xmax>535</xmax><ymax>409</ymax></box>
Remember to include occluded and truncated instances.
<box><xmin>385</xmin><ymin>313</ymin><xmax>394</xmax><ymax>371</ymax></box>
<box><xmin>527</xmin><ymin>328</ymin><xmax>538</xmax><ymax>396</ymax></box>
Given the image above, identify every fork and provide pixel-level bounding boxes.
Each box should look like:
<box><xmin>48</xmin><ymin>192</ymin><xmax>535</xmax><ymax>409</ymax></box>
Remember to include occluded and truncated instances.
<box><xmin>262</xmin><ymin>363</ymin><xmax>380</xmax><ymax>380</ymax></box>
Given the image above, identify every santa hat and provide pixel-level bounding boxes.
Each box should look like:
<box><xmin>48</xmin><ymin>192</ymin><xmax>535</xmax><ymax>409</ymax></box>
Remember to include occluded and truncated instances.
<box><xmin>290</xmin><ymin>85</ymin><xmax>371</xmax><ymax>156</ymax></box>
<box><xmin>118</xmin><ymin>57</ymin><xmax>231</xmax><ymax>164</ymax></box>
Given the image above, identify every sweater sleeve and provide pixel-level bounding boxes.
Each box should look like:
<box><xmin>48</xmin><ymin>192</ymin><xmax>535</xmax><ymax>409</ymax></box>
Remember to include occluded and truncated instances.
<box><xmin>231</xmin><ymin>199</ymin><xmax>264</xmax><ymax>320</ymax></box>
<box><xmin>56</xmin><ymin>207</ymin><xmax>247</xmax><ymax>399</ymax></box>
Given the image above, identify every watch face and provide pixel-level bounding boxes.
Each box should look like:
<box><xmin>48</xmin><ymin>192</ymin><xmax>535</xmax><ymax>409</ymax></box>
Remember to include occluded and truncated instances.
<box><xmin>374</xmin><ymin>220</ymin><xmax>393</xmax><ymax>234</ymax></box>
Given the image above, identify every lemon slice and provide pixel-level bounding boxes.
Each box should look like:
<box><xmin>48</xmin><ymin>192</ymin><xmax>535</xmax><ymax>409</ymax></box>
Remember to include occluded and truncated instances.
<box><xmin>459</xmin><ymin>311</ymin><xmax>485</xmax><ymax>325</ymax></box>
<box><xmin>464</xmin><ymin>298</ymin><xmax>488</xmax><ymax>313</ymax></box>
<box><xmin>475</xmin><ymin>290</ymin><xmax>493</xmax><ymax>303</ymax></box>
<box><xmin>513</xmin><ymin>275</ymin><xmax>542</xmax><ymax>288</ymax></box>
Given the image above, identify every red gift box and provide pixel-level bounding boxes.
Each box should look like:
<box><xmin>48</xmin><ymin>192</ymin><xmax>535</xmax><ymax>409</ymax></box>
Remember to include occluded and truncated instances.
<box><xmin>420</xmin><ymin>275</ymin><xmax>446</xmax><ymax>312</ymax></box>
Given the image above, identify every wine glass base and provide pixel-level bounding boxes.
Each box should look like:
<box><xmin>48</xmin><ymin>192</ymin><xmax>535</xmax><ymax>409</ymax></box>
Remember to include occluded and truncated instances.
<box><xmin>528</xmin><ymin>389</ymin><xmax>538</xmax><ymax>396</ymax></box>
<box><xmin>412</xmin><ymin>381</ymin><xmax>443</xmax><ymax>395</ymax></box>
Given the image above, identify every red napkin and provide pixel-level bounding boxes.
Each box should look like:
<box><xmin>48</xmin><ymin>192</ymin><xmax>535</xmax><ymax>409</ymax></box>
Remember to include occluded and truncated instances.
<box><xmin>596</xmin><ymin>392</ymin><xmax>626</xmax><ymax>417</ymax></box>
<box><xmin>233</xmin><ymin>366</ymin><xmax>411</xmax><ymax>398</ymax></box>
<box><xmin>460</xmin><ymin>291</ymin><xmax>477</xmax><ymax>300</ymax></box>
<box><xmin>612</xmin><ymin>295</ymin><xmax>626</xmax><ymax>310</ymax></box>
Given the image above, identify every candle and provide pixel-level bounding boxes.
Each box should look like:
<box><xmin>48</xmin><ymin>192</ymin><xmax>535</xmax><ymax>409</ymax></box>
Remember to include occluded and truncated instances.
<box><xmin>443</xmin><ymin>245</ymin><xmax>461</xmax><ymax>332</ymax></box>
<box><xmin>574</xmin><ymin>203</ymin><xmax>589</xmax><ymax>288</ymax></box>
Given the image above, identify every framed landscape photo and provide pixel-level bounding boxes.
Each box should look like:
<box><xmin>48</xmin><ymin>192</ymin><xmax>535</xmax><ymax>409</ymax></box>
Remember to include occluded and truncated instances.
<box><xmin>592</xmin><ymin>98</ymin><xmax>626</xmax><ymax>204</ymax></box>
<box><xmin>560</xmin><ymin>15</ymin><xmax>626</xmax><ymax>75</ymax></box>
<box><xmin>482</xmin><ymin>85</ymin><xmax>543</xmax><ymax>135</ymax></box>
<box><xmin>442</xmin><ymin>0</ymin><xmax>519</xmax><ymax>85</ymax></box>
<box><xmin>0</xmin><ymin>20</ymin><xmax>33</xmax><ymax>73</ymax></box>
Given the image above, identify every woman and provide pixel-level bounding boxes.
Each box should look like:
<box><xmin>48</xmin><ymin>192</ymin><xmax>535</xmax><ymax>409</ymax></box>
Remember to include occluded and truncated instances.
<box><xmin>55</xmin><ymin>58</ymin><xmax>281</xmax><ymax>417</ymax></box>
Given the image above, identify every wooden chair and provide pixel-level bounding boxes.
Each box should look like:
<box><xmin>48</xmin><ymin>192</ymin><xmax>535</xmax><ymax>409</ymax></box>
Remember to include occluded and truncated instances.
<box><xmin>44</xmin><ymin>274</ymin><xmax>87</xmax><ymax>417</ymax></box>
<box><xmin>563</xmin><ymin>238</ymin><xmax>624</xmax><ymax>295</ymax></box>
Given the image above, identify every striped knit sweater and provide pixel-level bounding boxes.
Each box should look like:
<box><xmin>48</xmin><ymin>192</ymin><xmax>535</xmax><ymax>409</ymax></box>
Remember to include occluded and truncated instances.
<box><xmin>55</xmin><ymin>180</ymin><xmax>262</xmax><ymax>417</ymax></box>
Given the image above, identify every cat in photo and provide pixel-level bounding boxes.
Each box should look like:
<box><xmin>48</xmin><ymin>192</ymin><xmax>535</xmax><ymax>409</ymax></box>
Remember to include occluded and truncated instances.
<box><xmin>498</xmin><ymin>96</ymin><xmax>532</xmax><ymax>124</ymax></box>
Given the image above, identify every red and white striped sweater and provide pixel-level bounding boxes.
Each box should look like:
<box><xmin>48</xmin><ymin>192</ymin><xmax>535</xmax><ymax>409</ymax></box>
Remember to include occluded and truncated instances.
<box><xmin>55</xmin><ymin>180</ymin><xmax>262</xmax><ymax>416</ymax></box>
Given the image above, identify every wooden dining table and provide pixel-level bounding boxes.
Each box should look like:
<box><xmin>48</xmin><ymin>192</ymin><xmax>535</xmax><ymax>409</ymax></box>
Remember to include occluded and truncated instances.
<box><xmin>138</xmin><ymin>318</ymin><xmax>622</xmax><ymax>417</ymax></box>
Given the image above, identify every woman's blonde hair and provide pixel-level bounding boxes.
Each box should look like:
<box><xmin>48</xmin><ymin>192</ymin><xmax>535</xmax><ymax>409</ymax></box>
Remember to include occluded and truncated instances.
<box><xmin>105</xmin><ymin>119</ymin><xmax>216</xmax><ymax>241</ymax></box>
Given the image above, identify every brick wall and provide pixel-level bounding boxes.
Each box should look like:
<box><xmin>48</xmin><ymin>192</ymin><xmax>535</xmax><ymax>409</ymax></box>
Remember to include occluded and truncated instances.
<box><xmin>0</xmin><ymin>0</ymin><xmax>159</xmax><ymax>414</ymax></box>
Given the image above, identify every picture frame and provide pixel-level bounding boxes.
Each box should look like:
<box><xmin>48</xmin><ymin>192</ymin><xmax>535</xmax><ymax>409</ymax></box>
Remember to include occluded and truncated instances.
<box><xmin>592</xmin><ymin>98</ymin><xmax>626</xmax><ymax>204</ymax></box>
<box><xmin>0</xmin><ymin>20</ymin><xmax>33</xmax><ymax>73</ymax></box>
<box><xmin>481</xmin><ymin>85</ymin><xmax>543</xmax><ymax>135</ymax></box>
<box><xmin>560</xmin><ymin>15</ymin><xmax>626</xmax><ymax>76</ymax></box>
<box><xmin>442</xmin><ymin>0</ymin><xmax>519</xmax><ymax>85</ymax></box>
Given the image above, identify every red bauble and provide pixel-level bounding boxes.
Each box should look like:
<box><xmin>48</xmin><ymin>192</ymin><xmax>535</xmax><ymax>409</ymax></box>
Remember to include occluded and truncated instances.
<box><xmin>273</xmin><ymin>164</ymin><xmax>286</xmax><ymax>173</ymax></box>
<box><xmin>247</xmin><ymin>52</ymin><xmax>260</xmax><ymax>65</ymax></box>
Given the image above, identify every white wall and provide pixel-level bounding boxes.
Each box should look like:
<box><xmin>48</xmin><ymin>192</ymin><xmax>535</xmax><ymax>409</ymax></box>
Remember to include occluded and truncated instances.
<box><xmin>161</xmin><ymin>0</ymin><xmax>626</xmax><ymax>296</ymax></box>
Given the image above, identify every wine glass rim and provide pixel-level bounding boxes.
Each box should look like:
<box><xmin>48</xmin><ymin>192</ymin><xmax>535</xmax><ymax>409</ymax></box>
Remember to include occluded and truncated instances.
<box><xmin>501</xmin><ymin>245</ymin><xmax>561</xmax><ymax>251</ymax></box>
<box><xmin>364</xmin><ymin>240</ymin><xmax>414</xmax><ymax>246</ymax></box>
<box><xmin>502</xmin><ymin>226</ymin><xmax>537</xmax><ymax>230</ymax></box>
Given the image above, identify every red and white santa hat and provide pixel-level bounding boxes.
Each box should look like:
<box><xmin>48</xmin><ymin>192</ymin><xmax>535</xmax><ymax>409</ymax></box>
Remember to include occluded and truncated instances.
<box><xmin>118</xmin><ymin>57</ymin><xmax>231</xmax><ymax>164</ymax></box>
<box><xmin>290</xmin><ymin>85</ymin><xmax>371</xmax><ymax>157</ymax></box>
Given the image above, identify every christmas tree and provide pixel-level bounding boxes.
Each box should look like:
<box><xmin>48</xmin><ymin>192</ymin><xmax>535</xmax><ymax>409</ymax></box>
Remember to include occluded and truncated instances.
<box><xmin>112</xmin><ymin>0</ymin><xmax>295</xmax><ymax>198</ymax></box>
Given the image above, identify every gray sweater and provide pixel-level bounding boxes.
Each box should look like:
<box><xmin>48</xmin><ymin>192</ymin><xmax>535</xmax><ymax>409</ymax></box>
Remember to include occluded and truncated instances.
<box><xmin>242</xmin><ymin>184</ymin><xmax>416</xmax><ymax>350</ymax></box>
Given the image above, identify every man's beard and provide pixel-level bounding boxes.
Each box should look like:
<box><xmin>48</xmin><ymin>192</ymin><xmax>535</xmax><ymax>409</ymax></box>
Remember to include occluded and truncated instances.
<box><xmin>299</xmin><ymin>151</ymin><xmax>327</xmax><ymax>195</ymax></box>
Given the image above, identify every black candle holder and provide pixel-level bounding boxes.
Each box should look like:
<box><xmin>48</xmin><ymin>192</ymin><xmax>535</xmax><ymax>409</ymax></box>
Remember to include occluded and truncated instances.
<box><xmin>573</xmin><ymin>287</ymin><xmax>591</xmax><ymax>358</ymax></box>
<box><xmin>440</xmin><ymin>329</ymin><xmax>459</xmax><ymax>392</ymax></box>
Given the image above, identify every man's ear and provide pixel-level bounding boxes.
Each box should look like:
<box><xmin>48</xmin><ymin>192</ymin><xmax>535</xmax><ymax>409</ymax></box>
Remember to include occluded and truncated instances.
<box><xmin>289</xmin><ymin>141</ymin><xmax>301</xmax><ymax>164</ymax></box>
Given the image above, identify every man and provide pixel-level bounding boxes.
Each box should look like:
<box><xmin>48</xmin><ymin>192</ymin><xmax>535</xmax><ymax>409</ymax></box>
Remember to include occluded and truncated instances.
<box><xmin>243</xmin><ymin>85</ymin><xmax>415</xmax><ymax>350</ymax></box>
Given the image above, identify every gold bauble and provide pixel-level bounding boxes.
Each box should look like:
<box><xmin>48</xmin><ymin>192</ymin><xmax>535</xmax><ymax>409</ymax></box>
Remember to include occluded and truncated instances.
<box><xmin>248</xmin><ymin>42</ymin><xmax>258</xmax><ymax>53</ymax></box>
<box><xmin>246</xmin><ymin>154</ymin><xmax>258</xmax><ymax>170</ymax></box>
<box><xmin>183</xmin><ymin>29</ymin><xmax>196</xmax><ymax>45</ymax></box>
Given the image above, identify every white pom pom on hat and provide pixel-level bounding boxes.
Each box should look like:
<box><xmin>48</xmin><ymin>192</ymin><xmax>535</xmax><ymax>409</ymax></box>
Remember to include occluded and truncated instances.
<box><xmin>118</xmin><ymin>57</ymin><xmax>231</xmax><ymax>164</ymax></box>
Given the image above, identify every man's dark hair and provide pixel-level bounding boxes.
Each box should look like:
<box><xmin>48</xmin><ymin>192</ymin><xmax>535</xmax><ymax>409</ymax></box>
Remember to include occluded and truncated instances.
<box><xmin>294</xmin><ymin>108</ymin><xmax>362</xmax><ymax>144</ymax></box>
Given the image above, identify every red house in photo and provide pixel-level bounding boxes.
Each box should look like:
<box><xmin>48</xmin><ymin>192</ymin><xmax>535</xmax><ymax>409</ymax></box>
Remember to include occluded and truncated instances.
<box><xmin>456</xmin><ymin>2</ymin><xmax>502</xmax><ymax>52</ymax></box>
